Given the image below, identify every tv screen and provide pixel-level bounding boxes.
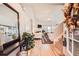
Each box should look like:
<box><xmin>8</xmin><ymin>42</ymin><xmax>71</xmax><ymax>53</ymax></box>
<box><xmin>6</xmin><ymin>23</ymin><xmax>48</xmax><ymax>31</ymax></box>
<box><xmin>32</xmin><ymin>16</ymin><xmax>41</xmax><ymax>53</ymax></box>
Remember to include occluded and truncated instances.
<box><xmin>38</xmin><ymin>24</ymin><xmax>42</xmax><ymax>28</ymax></box>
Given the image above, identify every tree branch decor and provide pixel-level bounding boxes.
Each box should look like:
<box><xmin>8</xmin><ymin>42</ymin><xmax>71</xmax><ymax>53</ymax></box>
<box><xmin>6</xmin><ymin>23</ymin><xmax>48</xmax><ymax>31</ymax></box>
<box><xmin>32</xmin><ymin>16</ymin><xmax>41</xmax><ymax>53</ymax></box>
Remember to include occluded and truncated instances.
<box><xmin>64</xmin><ymin>3</ymin><xmax>79</xmax><ymax>32</ymax></box>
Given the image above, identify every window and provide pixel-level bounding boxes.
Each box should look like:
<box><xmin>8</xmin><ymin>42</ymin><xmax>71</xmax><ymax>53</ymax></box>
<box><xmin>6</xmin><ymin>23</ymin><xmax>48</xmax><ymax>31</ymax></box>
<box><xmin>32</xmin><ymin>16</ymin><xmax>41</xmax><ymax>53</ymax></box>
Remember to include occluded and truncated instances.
<box><xmin>42</xmin><ymin>25</ymin><xmax>52</xmax><ymax>33</ymax></box>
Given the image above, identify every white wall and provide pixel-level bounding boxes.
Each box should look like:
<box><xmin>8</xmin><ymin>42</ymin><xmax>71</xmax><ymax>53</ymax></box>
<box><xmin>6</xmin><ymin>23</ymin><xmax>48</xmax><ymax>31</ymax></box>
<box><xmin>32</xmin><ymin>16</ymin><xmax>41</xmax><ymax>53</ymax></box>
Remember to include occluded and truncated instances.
<box><xmin>21</xmin><ymin>4</ymin><xmax>36</xmax><ymax>33</ymax></box>
<box><xmin>52</xmin><ymin>22</ymin><xmax>63</xmax><ymax>41</ymax></box>
<box><xmin>22</xmin><ymin>4</ymin><xmax>37</xmax><ymax>33</ymax></box>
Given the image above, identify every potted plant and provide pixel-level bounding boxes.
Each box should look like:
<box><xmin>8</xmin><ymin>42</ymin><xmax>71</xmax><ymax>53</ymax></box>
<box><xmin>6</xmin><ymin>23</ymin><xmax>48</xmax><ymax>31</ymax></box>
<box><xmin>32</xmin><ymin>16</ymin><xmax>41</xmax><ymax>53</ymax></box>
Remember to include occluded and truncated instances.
<box><xmin>12</xmin><ymin>34</ymin><xmax>16</xmax><ymax>40</ymax></box>
<box><xmin>22</xmin><ymin>32</ymin><xmax>35</xmax><ymax>50</ymax></box>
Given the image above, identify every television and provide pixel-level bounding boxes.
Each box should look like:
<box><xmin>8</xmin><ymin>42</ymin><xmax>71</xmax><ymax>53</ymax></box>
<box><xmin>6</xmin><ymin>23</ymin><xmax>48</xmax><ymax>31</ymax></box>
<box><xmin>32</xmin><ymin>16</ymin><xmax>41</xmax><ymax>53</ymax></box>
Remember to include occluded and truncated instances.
<box><xmin>38</xmin><ymin>24</ymin><xmax>42</xmax><ymax>28</ymax></box>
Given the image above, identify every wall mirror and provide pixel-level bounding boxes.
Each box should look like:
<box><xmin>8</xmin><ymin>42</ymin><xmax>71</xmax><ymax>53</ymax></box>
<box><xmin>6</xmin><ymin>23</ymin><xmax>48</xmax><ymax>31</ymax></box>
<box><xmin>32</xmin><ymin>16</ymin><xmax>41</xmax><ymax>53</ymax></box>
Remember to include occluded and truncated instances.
<box><xmin>0</xmin><ymin>3</ymin><xmax>20</xmax><ymax>46</ymax></box>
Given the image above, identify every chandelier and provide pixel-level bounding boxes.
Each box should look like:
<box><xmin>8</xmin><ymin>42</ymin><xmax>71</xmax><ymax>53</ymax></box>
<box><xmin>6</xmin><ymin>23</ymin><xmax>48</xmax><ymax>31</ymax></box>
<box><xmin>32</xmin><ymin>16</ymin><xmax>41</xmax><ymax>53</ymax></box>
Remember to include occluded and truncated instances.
<box><xmin>64</xmin><ymin>3</ymin><xmax>79</xmax><ymax>32</ymax></box>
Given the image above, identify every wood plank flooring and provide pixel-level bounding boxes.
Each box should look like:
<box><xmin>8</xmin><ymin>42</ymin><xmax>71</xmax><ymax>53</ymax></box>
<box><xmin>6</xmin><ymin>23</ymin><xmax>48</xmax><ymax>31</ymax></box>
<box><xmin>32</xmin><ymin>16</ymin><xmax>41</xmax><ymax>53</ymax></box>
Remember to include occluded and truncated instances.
<box><xmin>28</xmin><ymin>40</ymin><xmax>64</xmax><ymax>56</ymax></box>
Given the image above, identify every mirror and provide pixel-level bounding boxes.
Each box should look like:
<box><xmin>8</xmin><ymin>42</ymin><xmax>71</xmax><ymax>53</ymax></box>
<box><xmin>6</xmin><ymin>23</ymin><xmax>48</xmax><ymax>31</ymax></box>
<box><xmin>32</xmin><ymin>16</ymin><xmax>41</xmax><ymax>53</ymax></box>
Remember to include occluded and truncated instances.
<box><xmin>0</xmin><ymin>4</ymin><xmax>19</xmax><ymax>45</ymax></box>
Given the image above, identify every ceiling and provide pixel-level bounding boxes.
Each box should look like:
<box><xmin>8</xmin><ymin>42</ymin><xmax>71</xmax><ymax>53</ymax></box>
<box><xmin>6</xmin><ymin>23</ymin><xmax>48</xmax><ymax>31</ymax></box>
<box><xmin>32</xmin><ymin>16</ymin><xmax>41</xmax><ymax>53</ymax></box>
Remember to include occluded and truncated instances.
<box><xmin>21</xmin><ymin>3</ymin><xmax>64</xmax><ymax>26</ymax></box>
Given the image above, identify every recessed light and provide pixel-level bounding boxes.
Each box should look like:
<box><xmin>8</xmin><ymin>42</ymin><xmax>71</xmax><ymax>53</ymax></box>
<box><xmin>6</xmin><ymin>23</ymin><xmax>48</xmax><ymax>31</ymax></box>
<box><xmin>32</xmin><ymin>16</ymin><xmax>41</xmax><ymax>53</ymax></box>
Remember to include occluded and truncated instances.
<box><xmin>48</xmin><ymin>18</ymin><xmax>51</xmax><ymax>21</ymax></box>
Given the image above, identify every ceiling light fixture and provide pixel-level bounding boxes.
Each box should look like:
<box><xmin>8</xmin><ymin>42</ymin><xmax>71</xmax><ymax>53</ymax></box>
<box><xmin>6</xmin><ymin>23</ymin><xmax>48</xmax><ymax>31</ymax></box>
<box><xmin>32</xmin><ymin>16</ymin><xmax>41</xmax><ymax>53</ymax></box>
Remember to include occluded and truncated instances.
<box><xmin>48</xmin><ymin>18</ymin><xmax>51</xmax><ymax>21</ymax></box>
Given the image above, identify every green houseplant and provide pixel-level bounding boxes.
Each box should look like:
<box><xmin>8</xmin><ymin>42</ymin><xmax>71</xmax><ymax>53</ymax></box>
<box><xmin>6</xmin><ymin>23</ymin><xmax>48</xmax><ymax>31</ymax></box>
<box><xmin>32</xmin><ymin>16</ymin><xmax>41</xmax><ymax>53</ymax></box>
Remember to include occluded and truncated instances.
<box><xmin>12</xmin><ymin>34</ymin><xmax>16</xmax><ymax>40</ymax></box>
<box><xmin>22</xmin><ymin>32</ymin><xmax>35</xmax><ymax>50</ymax></box>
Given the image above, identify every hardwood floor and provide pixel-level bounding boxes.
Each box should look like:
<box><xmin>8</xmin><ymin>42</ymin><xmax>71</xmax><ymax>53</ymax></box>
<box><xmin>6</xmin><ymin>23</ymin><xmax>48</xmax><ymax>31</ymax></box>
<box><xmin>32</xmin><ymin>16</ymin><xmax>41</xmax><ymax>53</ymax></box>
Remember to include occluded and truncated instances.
<box><xmin>28</xmin><ymin>40</ymin><xmax>64</xmax><ymax>56</ymax></box>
